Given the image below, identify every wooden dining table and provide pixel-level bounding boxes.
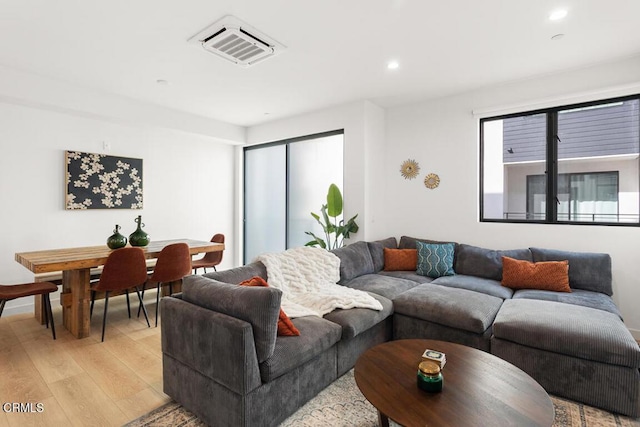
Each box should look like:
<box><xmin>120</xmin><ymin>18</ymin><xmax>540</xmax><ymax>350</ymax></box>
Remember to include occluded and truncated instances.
<box><xmin>15</xmin><ymin>239</ymin><xmax>225</xmax><ymax>339</ymax></box>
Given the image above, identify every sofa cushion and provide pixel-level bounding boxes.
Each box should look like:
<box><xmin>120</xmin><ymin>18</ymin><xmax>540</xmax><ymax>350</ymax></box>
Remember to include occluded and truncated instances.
<box><xmin>332</xmin><ymin>241</ymin><xmax>375</xmax><ymax>282</ymax></box>
<box><xmin>203</xmin><ymin>261</ymin><xmax>267</xmax><ymax>284</ymax></box>
<box><xmin>239</xmin><ymin>276</ymin><xmax>300</xmax><ymax>336</ymax></box>
<box><xmin>367</xmin><ymin>237</ymin><xmax>398</xmax><ymax>272</ymax></box>
<box><xmin>182</xmin><ymin>275</ymin><xmax>281</xmax><ymax>363</ymax></box>
<box><xmin>530</xmin><ymin>248</ymin><xmax>612</xmax><ymax>295</ymax></box>
<box><xmin>383</xmin><ymin>248</ymin><xmax>417</xmax><ymax>271</ymax></box>
<box><xmin>259</xmin><ymin>316</ymin><xmax>342</xmax><ymax>382</ymax></box>
<box><xmin>513</xmin><ymin>289</ymin><xmax>622</xmax><ymax>318</ymax></box>
<box><xmin>493</xmin><ymin>299</ymin><xmax>640</xmax><ymax>368</ymax></box>
<box><xmin>454</xmin><ymin>244</ymin><xmax>532</xmax><ymax>281</ymax></box>
<box><xmin>342</xmin><ymin>274</ymin><xmax>422</xmax><ymax>300</ymax></box>
<box><xmin>378</xmin><ymin>270</ymin><xmax>434</xmax><ymax>284</ymax></box>
<box><xmin>393</xmin><ymin>284</ymin><xmax>503</xmax><ymax>334</ymax></box>
<box><xmin>323</xmin><ymin>292</ymin><xmax>393</xmax><ymax>340</ymax></box>
<box><xmin>432</xmin><ymin>274</ymin><xmax>514</xmax><ymax>299</ymax></box>
<box><xmin>416</xmin><ymin>241</ymin><xmax>455</xmax><ymax>278</ymax></box>
<box><xmin>501</xmin><ymin>257</ymin><xmax>570</xmax><ymax>293</ymax></box>
<box><xmin>398</xmin><ymin>235</ymin><xmax>458</xmax><ymax>252</ymax></box>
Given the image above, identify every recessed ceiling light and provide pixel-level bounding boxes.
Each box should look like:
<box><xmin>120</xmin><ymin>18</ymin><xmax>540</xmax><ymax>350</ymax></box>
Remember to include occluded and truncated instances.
<box><xmin>551</xmin><ymin>33</ymin><xmax>565</xmax><ymax>41</ymax></box>
<box><xmin>387</xmin><ymin>61</ymin><xmax>399</xmax><ymax>70</ymax></box>
<box><xmin>549</xmin><ymin>9</ymin><xmax>568</xmax><ymax>21</ymax></box>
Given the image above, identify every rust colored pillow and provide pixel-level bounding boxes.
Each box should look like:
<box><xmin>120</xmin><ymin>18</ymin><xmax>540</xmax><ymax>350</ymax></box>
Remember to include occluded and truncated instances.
<box><xmin>239</xmin><ymin>276</ymin><xmax>300</xmax><ymax>336</ymax></box>
<box><xmin>501</xmin><ymin>256</ymin><xmax>571</xmax><ymax>292</ymax></box>
<box><xmin>383</xmin><ymin>248</ymin><xmax>418</xmax><ymax>271</ymax></box>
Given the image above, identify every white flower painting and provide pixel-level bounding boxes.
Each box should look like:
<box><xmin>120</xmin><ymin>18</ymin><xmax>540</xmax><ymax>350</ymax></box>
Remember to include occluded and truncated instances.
<box><xmin>65</xmin><ymin>151</ymin><xmax>143</xmax><ymax>210</ymax></box>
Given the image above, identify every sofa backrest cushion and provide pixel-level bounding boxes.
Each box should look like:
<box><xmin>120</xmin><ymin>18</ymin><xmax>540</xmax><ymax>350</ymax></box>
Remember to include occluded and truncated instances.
<box><xmin>530</xmin><ymin>248</ymin><xmax>612</xmax><ymax>295</ymax></box>
<box><xmin>332</xmin><ymin>241</ymin><xmax>375</xmax><ymax>282</ymax></box>
<box><xmin>367</xmin><ymin>237</ymin><xmax>398</xmax><ymax>272</ymax></box>
<box><xmin>182</xmin><ymin>275</ymin><xmax>281</xmax><ymax>363</ymax></box>
<box><xmin>398</xmin><ymin>235</ymin><xmax>457</xmax><ymax>251</ymax></box>
<box><xmin>238</xmin><ymin>276</ymin><xmax>300</xmax><ymax>336</ymax></box>
<box><xmin>455</xmin><ymin>244</ymin><xmax>532</xmax><ymax>281</ymax></box>
<box><xmin>203</xmin><ymin>261</ymin><xmax>267</xmax><ymax>284</ymax></box>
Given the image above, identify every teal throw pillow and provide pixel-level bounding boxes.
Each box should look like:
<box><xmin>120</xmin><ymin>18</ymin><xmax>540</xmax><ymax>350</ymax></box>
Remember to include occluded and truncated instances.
<box><xmin>416</xmin><ymin>241</ymin><xmax>455</xmax><ymax>278</ymax></box>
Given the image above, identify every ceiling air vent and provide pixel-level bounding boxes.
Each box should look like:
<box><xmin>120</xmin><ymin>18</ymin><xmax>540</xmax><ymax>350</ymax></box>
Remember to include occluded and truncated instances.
<box><xmin>189</xmin><ymin>15</ymin><xmax>285</xmax><ymax>67</ymax></box>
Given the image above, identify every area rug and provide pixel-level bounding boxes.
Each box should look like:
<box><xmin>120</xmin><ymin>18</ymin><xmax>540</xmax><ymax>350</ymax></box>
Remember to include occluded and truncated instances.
<box><xmin>126</xmin><ymin>370</ymin><xmax>640</xmax><ymax>427</ymax></box>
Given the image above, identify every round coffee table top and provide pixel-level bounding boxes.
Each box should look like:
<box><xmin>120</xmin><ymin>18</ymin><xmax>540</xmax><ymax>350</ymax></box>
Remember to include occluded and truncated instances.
<box><xmin>354</xmin><ymin>339</ymin><xmax>554</xmax><ymax>427</ymax></box>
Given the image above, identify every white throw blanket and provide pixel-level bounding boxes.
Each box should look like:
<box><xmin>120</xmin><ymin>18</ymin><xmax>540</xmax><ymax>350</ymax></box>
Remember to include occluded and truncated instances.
<box><xmin>256</xmin><ymin>246</ymin><xmax>383</xmax><ymax>318</ymax></box>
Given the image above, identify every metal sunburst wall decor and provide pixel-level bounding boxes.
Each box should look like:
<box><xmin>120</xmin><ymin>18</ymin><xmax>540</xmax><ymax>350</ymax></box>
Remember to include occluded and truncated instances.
<box><xmin>400</xmin><ymin>159</ymin><xmax>420</xmax><ymax>180</ymax></box>
<box><xmin>424</xmin><ymin>173</ymin><xmax>440</xmax><ymax>189</ymax></box>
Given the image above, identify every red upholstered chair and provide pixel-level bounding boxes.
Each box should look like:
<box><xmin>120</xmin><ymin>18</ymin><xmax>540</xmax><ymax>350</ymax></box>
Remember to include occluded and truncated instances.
<box><xmin>192</xmin><ymin>233</ymin><xmax>225</xmax><ymax>274</ymax></box>
<box><xmin>143</xmin><ymin>243</ymin><xmax>191</xmax><ymax>327</ymax></box>
<box><xmin>90</xmin><ymin>247</ymin><xmax>150</xmax><ymax>342</ymax></box>
<box><xmin>0</xmin><ymin>282</ymin><xmax>58</xmax><ymax>340</ymax></box>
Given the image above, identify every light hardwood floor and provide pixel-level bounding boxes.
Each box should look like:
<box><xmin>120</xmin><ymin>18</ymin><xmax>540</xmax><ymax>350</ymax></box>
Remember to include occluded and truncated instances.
<box><xmin>0</xmin><ymin>294</ymin><xmax>169</xmax><ymax>427</ymax></box>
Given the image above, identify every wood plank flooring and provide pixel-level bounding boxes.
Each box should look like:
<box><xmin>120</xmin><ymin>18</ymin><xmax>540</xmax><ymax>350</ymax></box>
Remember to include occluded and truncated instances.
<box><xmin>0</xmin><ymin>294</ymin><xmax>169</xmax><ymax>426</ymax></box>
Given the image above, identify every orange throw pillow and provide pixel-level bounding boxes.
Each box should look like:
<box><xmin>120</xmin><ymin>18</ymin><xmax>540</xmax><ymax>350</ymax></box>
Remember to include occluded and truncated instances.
<box><xmin>383</xmin><ymin>248</ymin><xmax>418</xmax><ymax>271</ymax></box>
<box><xmin>501</xmin><ymin>256</ymin><xmax>571</xmax><ymax>292</ymax></box>
<box><xmin>239</xmin><ymin>276</ymin><xmax>300</xmax><ymax>336</ymax></box>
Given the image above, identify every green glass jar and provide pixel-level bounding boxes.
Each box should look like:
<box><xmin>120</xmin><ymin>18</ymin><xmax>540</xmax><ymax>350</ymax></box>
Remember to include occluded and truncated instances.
<box><xmin>129</xmin><ymin>215</ymin><xmax>150</xmax><ymax>247</ymax></box>
<box><xmin>417</xmin><ymin>361</ymin><xmax>443</xmax><ymax>393</ymax></box>
<box><xmin>107</xmin><ymin>224</ymin><xmax>127</xmax><ymax>249</ymax></box>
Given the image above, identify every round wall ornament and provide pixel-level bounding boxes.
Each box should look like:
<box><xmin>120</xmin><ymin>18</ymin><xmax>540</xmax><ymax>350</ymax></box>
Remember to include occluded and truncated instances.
<box><xmin>400</xmin><ymin>159</ymin><xmax>420</xmax><ymax>180</ymax></box>
<box><xmin>424</xmin><ymin>173</ymin><xmax>440</xmax><ymax>189</ymax></box>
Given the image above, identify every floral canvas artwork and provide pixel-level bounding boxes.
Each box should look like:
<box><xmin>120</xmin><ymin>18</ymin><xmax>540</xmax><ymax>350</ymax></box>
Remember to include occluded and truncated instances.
<box><xmin>65</xmin><ymin>151</ymin><xmax>143</xmax><ymax>210</ymax></box>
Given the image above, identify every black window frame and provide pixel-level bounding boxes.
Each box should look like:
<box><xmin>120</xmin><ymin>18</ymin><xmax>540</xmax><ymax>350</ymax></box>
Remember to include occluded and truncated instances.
<box><xmin>479</xmin><ymin>93</ymin><xmax>640</xmax><ymax>226</ymax></box>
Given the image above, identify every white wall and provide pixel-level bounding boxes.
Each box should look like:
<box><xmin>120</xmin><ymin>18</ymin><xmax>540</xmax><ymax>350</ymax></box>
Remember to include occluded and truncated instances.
<box><xmin>376</xmin><ymin>55</ymin><xmax>640</xmax><ymax>337</ymax></box>
<box><xmin>247</xmin><ymin>100</ymin><xmax>386</xmax><ymax>246</ymax></box>
<box><xmin>0</xmin><ymin>101</ymin><xmax>237</xmax><ymax>315</ymax></box>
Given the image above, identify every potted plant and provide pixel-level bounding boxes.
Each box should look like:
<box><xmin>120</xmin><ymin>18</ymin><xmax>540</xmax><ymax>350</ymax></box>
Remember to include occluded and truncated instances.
<box><xmin>305</xmin><ymin>183</ymin><xmax>359</xmax><ymax>250</ymax></box>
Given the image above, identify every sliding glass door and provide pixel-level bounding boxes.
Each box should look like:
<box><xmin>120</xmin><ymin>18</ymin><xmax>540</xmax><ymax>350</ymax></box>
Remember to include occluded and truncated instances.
<box><xmin>244</xmin><ymin>130</ymin><xmax>344</xmax><ymax>263</ymax></box>
<box><xmin>244</xmin><ymin>144</ymin><xmax>286</xmax><ymax>262</ymax></box>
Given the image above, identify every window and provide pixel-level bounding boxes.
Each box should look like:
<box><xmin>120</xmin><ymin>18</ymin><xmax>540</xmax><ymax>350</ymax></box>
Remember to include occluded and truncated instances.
<box><xmin>243</xmin><ymin>130</ymin><xmax>344</xmax><ymax>262</ymax></box>
<box><xmin>480</xmin><ymin>95</ymin><xmax>640</xmax><ymax>225</ymax></box>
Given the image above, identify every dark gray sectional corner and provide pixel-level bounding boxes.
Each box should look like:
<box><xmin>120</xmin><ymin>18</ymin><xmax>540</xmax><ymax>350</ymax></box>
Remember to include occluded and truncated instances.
<box><xmin>161</xmin><ymin>235</ymin><xmax>640</xmax><ymax>425</ymax></box>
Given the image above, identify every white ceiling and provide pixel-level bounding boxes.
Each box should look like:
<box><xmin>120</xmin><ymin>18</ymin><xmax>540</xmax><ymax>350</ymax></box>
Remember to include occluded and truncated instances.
<box><xmin>2</xmin><ymin>0</ymin><xmax>640</xmax><ymax>127</ymax></box>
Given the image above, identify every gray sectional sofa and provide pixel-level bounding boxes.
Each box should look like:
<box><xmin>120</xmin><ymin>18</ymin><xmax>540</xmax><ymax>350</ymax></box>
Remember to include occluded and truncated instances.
<box><xmin>161</xmin><ymin>236</ymin><xmax>640</xmax><ymax>426</ymax></box>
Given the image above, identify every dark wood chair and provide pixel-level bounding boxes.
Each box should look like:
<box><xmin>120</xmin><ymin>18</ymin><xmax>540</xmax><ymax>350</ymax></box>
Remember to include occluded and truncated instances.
<box><xmin>143</xmin><ymin>243</ymin><xmax>192</xmax><ymax>327</ymax></box>
<box><xmin>0</xmin><ymin>282</ymin><xmax>58</xmax><ymax>340</ymax></box>
<box><xmin>192</xmin><ymin>233</ymin><xmax>224</xmax><ymax>274</ymax></box>
<box><xmin>90</xmin><ymin>247</ymin><xmax>150</xmax><ymax>342</ymax></box>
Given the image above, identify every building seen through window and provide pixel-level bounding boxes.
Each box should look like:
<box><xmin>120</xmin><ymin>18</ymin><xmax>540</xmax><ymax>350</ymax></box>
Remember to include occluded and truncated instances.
<box><xmin>481</xmin><ymin>96</ymin><xmax>639</xmax><ymax>224</ymax></box>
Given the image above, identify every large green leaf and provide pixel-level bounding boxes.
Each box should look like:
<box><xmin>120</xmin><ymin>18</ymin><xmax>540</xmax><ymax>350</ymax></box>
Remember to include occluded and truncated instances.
<box><xmin>304</xmin><ymin>231</ymin><xmax>327</xmax><ymax>248</ymax></box>
<box><xmin>326</xmin><ymin>183</ymin><xmax>343</xmax><ymax>218</ymax></box>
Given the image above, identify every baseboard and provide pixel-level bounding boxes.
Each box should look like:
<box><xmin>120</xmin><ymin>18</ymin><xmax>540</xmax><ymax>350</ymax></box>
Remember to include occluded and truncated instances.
<box><xmin>1</xmin><ymin>297</ymin><xmax>61</xmax><ymax>317</ymax></box>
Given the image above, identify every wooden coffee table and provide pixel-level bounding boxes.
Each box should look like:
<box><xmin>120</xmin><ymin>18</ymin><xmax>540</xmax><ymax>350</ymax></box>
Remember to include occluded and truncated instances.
<box><xmin>354</xmin><ymin>339</ymin><xmax>554</xmax><ymax>427</ymax></box>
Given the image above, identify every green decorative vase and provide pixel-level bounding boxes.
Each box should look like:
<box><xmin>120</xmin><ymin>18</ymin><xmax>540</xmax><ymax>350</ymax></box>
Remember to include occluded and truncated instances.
<box><xmin>129</xmin><ymin>215</ymin><xmax>150</xmax><ymax>247</ymax></box>
<box><xmin>107</xmin><ymin>224</ymin><xmax>128</xmax><ymax>249</ymax></box>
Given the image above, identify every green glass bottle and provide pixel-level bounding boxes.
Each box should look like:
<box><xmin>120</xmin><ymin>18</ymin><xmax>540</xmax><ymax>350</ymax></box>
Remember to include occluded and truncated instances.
<box><xmin>129</xmin><ymin>215</ymin><xmax>150</xmax><ymax>247</ymax></box>
<box><xmin>107</xmin><ymin>224</ymin><xmax>127</xmax><ymax>249</ymax></box>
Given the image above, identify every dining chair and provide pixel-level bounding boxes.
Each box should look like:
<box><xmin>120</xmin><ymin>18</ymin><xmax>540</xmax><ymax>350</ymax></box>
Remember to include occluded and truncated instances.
<box><xmin>0</xmin><ymin>281</ymin><xmax>58</xmax><ymax>340</ymax></box>
<box><xmin>142</xmin><ymin>242</ymin><xmax>191</xmax><ymax>327</ymax></box>
<box><xmin>90</xmin><ymin>247</ymin><xmax>150</xmax><ymax>342</ymax></box>
<box><xmin>192</xmin><ymin>233</ymin><xmax>225</xmax><ymax>274</ymax></box>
